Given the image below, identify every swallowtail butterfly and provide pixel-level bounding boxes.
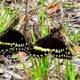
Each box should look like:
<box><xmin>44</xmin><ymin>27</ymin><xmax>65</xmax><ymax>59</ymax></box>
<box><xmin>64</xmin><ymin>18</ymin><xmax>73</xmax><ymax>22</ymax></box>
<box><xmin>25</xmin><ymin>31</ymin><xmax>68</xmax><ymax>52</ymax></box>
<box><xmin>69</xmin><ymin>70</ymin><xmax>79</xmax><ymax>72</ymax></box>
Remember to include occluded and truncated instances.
<box><xmin>0</xmin><ymin>29</ymin><xmax>30</xmax><ymax>56</ymax></box>
<box><xmin>0</xmin><ymin>29</ymin><xmax>73</xmax><ymax>59</ymax></box>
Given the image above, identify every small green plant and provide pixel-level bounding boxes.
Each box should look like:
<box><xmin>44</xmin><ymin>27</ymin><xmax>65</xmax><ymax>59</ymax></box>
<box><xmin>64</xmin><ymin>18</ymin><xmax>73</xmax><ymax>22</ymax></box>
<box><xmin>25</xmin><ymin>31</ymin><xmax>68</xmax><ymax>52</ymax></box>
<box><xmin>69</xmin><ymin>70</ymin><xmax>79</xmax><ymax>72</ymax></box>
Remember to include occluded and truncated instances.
<box><xmin>65</xmin><ymin>60</ymin><xmax>75</xmax><ymax>80</ymax></box>
<box><xmin>0</xmin><ymin>4</ymin><xmax>18</xmax><ymax>33</ymax></box>
<box><xmin>62</xmin><ymin>2</ymin><xmax>78</xmax><ymax>8</ymax></box>
<box><xmin>64</xmin><ymin>22</ymin><xmax>80</xmax><ymax>45</ymax></box>
<box><xmin>30</xmin><ymin>56</ymin><xmax>50</xmax><ymax>80</ymax></box>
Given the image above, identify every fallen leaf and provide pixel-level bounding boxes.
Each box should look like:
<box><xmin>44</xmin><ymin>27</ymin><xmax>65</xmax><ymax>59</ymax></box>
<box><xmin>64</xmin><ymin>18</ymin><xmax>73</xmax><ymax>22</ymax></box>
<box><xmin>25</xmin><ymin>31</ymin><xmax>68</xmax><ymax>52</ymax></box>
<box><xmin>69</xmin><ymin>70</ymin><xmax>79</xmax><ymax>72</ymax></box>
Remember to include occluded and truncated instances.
<box><xmin>46</xmin><ymin>1</ymin><xmax>61</xmax><ymax>14</ymax></box>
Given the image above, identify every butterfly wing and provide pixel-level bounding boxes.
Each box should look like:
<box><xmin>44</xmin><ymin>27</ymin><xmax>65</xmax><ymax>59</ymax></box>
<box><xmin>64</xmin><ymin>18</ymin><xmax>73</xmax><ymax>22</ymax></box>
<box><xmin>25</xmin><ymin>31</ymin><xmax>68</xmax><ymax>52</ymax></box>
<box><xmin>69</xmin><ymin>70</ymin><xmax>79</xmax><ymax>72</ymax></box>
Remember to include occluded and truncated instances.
<box><xmin>0</xmin><ymin>29</ymin><xmax>29</xmax><ymax>56</ymax></box>
<box><xmin>33</xmin><ymin>34</ymin><xmax>73</xmax><ymax>59</ymax></box>
<box><xmin>0</xmin><ymin>29</ymin><xmax>26</xmax><ymax>43</ymax></box>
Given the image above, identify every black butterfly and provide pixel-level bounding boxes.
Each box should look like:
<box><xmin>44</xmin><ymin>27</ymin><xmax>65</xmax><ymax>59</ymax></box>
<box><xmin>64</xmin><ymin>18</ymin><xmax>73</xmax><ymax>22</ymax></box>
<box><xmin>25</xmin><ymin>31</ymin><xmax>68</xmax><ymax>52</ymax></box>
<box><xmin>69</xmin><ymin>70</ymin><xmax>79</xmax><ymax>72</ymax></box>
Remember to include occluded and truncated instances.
<box><xmin>0</xmin><ymin>29</ymin><xmax>73</xmax><ymax>59</ymax></box>
<box><xmin>0</xmin><ymin>29</ymin><xmax>30</xmax><ymax>56</ymax></box>
<box><xmin>31</xmin><ymin>31</ymin><xmax>73</xmax><ymax>59</ymax></box>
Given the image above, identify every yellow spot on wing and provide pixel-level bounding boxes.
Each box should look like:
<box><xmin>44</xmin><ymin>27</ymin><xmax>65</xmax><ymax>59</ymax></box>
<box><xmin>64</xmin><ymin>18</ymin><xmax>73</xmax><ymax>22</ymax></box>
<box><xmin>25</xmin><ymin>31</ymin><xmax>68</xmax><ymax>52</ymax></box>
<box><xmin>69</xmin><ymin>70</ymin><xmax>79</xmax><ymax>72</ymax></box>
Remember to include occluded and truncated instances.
<box><xmin>51</xmin><ymin>49</ymin><xmax>55</xmax><ymax>52</ymax></box>
<box><xmin>51</xmin><ymin>49</ymin><xmax>65</xmax><ymax>53</ymax></box>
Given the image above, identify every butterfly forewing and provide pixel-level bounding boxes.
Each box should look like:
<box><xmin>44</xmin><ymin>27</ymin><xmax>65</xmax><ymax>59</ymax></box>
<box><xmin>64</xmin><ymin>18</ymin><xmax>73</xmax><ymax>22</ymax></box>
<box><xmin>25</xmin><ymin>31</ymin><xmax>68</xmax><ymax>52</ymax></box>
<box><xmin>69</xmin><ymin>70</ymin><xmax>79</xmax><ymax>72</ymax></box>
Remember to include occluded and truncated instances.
<box><xmin>0</xmin><ymin>29</ymin><xmax>26</xmax><ymax>43</ymax></box>
<box><xmin>34</xmin><ymin>35</ymin><xmax>65</xmax><ymax>49</ymax></box>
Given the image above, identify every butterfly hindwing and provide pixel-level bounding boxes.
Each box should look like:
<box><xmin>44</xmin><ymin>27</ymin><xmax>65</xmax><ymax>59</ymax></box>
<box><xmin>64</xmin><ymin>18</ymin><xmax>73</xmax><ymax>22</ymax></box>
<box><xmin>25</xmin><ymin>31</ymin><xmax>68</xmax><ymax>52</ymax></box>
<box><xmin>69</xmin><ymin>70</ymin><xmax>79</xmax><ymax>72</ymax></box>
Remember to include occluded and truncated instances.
<box><xmin>0</xmin><ymin>42</ymin><xmax>15</xmax><ymax>56</ymax></box>
<box><xmin>52</xmin><ymin>48</ymin><xmax>72</xmax><ymax>59</ymax></box>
